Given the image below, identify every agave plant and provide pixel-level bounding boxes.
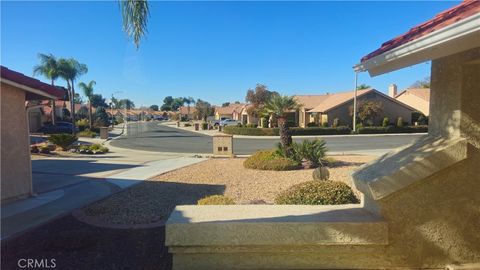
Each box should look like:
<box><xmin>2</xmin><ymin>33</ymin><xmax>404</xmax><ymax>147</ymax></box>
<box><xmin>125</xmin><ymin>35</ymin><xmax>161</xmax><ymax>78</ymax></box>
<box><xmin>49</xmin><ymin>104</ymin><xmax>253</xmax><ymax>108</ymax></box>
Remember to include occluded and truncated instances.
<box><xmin>297</xmin><ymin>139</ymin><xmax>328</xmax><ymax>167</ymax></box>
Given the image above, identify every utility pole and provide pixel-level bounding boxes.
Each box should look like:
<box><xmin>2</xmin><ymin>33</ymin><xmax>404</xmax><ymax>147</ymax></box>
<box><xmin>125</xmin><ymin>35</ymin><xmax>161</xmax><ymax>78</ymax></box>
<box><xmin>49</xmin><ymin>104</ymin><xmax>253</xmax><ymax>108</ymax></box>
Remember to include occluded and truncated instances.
<box><xmin>353</xmin><ymin>71</ymin><xmax>358</xmax><ymax>132</ymax></box>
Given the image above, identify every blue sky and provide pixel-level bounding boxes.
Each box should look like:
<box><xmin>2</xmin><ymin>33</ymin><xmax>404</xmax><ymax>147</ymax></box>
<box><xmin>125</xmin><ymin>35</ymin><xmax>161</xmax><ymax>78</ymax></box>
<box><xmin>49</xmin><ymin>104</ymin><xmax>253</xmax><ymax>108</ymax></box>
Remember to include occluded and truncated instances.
<box><xmin>1</xmin><ymin>1</ymin><xmax>457</xmax><ymax>107</ymax></box>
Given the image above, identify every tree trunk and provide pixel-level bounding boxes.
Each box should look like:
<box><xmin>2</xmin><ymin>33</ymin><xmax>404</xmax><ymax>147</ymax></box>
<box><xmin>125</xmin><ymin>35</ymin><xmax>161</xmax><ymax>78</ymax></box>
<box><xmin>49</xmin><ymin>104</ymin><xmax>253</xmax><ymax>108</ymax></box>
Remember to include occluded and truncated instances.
<box><xmin>278</xmin><ymin>116</ymin><xmax>292</xmax><ymax>154</ymax></box>
<box><xmin>70</xmin><ymin>80</ymin><xmax>76</xmax><ymax>135</ymax></box>
<box><xmin>89</xmin><ymin>101</ymin><xmax>93</xmax><ymax>129</ymax></box>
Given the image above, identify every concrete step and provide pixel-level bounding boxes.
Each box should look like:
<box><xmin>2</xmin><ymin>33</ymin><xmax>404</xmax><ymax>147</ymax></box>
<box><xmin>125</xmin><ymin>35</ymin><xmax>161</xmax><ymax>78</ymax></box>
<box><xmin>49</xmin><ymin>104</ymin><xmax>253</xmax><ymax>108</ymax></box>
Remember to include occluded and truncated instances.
<box><xmin>166</xmin><ymin>204</ymin><xmax>388</xmax><ymax>247</ymax></box>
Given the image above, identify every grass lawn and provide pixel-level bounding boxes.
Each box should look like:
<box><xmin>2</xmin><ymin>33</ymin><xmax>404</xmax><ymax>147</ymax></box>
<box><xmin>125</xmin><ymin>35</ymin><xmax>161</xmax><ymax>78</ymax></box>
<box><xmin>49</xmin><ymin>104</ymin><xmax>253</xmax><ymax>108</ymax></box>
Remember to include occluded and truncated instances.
<box><xmin>82</xmin><ymin>155</ymin><xmax>373</xmax><ymax>226</ymax></box>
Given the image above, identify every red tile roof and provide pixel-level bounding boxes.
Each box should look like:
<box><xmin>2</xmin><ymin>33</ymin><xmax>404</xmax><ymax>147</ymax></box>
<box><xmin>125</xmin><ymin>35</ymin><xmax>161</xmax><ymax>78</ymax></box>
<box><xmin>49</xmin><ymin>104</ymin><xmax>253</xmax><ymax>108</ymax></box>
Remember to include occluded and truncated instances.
<box><xmin>1</xmin><ymin>65</ymin><xmax>66</xmax><ymax>99</ymax></box>
<box><xmin>361</xmin><ymin>0</ymin><xmax>480</xmax><ymax>62</ymax></box>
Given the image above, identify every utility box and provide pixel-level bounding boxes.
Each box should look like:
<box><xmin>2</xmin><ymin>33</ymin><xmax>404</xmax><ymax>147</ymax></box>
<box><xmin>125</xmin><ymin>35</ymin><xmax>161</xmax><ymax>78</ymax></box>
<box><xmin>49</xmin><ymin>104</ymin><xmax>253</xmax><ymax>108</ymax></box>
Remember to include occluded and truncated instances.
<box><xmin>177</xmin><ymin>121</ymin><xmax>180</xmax><ymax>127</ymax></box>
<box><xmin>213</xmin><ymin>134</ymin><xmax>233</xmax><ymax>157</ymax></box>
<box><xmin>194</xmin><ymin>123</ymin><xmax>200</xmax><ymax>131</ymax></box>
<box><xmin>100</xmin><ymin>127</ymin><xmax>109</xmax><ymax>139</ymax></box>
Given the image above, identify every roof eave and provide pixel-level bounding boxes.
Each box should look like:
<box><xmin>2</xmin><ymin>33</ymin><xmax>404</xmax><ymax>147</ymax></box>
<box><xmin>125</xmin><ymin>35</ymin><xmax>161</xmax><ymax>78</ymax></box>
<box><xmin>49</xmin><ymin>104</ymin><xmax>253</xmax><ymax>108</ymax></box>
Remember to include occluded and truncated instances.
<box><xmin>1</xmin><ymin>78</ymin><xmax>60</xmax><ymax>100</ymax></box>
<box><xmin>356</xmin><ymin>13</ymin><xmax>480</xmax><ymax>77</ymax></box>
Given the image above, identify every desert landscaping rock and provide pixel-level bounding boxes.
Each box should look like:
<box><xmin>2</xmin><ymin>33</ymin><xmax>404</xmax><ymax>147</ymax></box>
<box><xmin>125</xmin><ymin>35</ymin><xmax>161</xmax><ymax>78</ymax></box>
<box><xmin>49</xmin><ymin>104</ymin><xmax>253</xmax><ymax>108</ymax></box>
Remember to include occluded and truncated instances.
<box><xmin>82</xmin><ymin>155</ymin><xmax>373</xmax><ymax>226</ymax></box>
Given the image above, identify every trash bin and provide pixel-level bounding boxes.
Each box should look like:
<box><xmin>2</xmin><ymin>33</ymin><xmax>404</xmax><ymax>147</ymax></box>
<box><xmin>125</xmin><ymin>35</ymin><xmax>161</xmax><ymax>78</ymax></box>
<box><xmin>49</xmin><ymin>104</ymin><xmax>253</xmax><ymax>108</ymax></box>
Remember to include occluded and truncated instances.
<box><xmin>194</xmin><ymin>123</ymin><xmax>200</xmax><ymax>131</ymax></box>
<box><xmin>219</xmin><ymin>125</ymin><xmax>223</xmax><ymax>132</ymax></box>
<box><xmin>177</xmin><ymin>121</ymin><xmax>180</xmax><ymax>127</ymax></box>
<box><xmin>100</xmin><ymin>127</ymin><xmax>109</xmax><ymax>139</ymax></box>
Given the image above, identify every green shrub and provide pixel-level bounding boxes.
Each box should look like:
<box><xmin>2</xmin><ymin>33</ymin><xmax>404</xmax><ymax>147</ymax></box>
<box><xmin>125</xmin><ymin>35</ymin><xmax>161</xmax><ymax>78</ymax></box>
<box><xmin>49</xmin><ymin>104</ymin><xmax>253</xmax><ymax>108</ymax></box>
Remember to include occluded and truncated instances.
<box><xmin>197</xmin><ymin>195</ymin><xmax>235</xmax><ymax>205</ymax></box>
<box><xmin>184</xmin><ymin>123</ymin><xmax>192</xmax><ymax>127</ymax></box>
<box><xmin>382</xmin><ymin>117</ymin><xmax>389</xmax><ymax>127</ymax></box>
<box><xmin>39</xmin><ymin>145</ymin><xmax>51</xmax><ymax>154</ymax></box>
<box><xmin>261</xmin><ymin>117</ymin><xmax>269</xmax><ymax>128</ymax></box>
<box><xmin>245</xmin><ymin>123</ymin><xmax>258</xmax><ymax>128</ymax></box>
<box><xmin>306</xmin><ymin>122</ymin><xmax>317</xmax><ymax>127</ymax></box>
<box><xmin>275</xmin><ymin>181</ymin><xmax>359</xmax><ymax>205</ymax></box>
<box><xmin>295</xmin><ymin>139</ymin><xmax>328</xmax><ymax>166</ymax></box>
<box><xmin>396</xmin><ymin>117</ymin><xmax>404</xmax><ymax>127</ymax></box>
<box><xmin>244</xmin><ymin>150</ymin><xmax>300</xmax><ymax>171</ymax></box>
<box><xmin>76</xmin><ymin>119</ymin><xmax>89</xmax><ymax>131</ymax></box>
<box><xmin>417</xmin><ymin>115</ymin><xmax>428</xmax><ymax>125</ymax></box>
<box><xmin>201</xmin><ymin>122</ymin><xmax>208</xmax><ymax>130</ymax></box>
<box><xmin>321</xmin><ymin>122</ymin><xmax>329</xmax><ymax>127</ymax></box>
<box><xmin>332</xmin><ymin>118</ymin><xmax>339</xmax><ymax>128</ymax></box>
<box><xmin>48</xmin><ymin>134</ymin><xmax>78</xmax><ymax>151</ymax></box>
<box><xmin>223</xmin><ymin>126</ymin><xmax>351</xmax><ymax>136</ymax></box>
<box><xmin>77</xmin><ymin>129</ymin><xmax>97</xmax><ymax>138</ymax></box>
<box><xmin>79</xmin><ymin>143</ymin><xmax>109</xmax><ymax>154</ymax></box>
<box><xmin>357</xmin><ymin>125</ymin><xmax>428</xmax><ymax>134</ymax></box>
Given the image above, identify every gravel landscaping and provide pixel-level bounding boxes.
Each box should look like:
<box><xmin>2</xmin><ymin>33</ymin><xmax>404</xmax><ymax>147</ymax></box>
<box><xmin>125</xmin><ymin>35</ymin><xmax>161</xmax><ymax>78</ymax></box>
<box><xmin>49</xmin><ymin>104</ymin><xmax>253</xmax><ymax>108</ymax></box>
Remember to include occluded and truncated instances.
<box><xmin>82</xmin><ymin>155</ymin><xmax>373</xmax><ymax>226</ymax></box>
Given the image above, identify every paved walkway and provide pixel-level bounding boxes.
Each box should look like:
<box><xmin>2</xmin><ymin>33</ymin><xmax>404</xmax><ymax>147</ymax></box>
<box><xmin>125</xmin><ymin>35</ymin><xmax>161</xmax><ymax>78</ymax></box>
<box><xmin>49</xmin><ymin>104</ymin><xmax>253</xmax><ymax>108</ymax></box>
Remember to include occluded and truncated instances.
<box><xmin>1</xmin><ymin>139</ymin><xmax>205</xmax><ymax>240</ymax></box>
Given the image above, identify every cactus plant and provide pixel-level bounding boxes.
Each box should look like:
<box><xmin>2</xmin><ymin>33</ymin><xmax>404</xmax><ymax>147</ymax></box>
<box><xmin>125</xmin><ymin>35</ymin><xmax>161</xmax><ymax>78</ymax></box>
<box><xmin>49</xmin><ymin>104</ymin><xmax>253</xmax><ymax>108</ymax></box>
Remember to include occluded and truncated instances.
<box><xmin>313</xmin><ymin>166</ymin><xmax>330</xmax><ymax>181</ymax></box>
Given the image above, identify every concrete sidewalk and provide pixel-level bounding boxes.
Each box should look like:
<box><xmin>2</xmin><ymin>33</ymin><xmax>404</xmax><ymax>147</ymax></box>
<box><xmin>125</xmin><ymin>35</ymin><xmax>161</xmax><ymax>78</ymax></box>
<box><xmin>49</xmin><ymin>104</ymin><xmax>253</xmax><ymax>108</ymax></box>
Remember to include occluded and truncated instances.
<box><xmin>1</xmin><ymin>144</ymin><xmax>205</xmax><ymax>240</ymax></box>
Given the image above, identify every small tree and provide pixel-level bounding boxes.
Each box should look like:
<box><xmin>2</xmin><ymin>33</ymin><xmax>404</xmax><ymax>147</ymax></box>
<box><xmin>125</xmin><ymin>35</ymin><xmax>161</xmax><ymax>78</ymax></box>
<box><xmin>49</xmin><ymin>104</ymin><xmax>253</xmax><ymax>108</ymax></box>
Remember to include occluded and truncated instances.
<box><xmin>356</xmin><ymin>84</ymin><xmax>371</xmax><ymax>90</ymax></box>
<box><xmin>350</xmin><ymin>101</ymin><xmax>383</xmax><ymax>126</ymax></box>
<box><xmin>397</xmin><ymin>117</ymin><xmax>404</xmax><ymax>127</ymax></box>
<box><xmin>94</xmin><ymin>107</ymin><xmax>110</xmax><ymax>127</ymax></box>
<box><xmin>411</xmin><ymin>77</ymin><xmax>431</xmax><ymax>88</ymax></box>
<box><xmin>194</xmin><ymin>99</ymin><xmax>214</xmax><ymax>121</ymax></box>
<box><xmin>245</xmin><ymin>84</ymin><xmax>279</xmax><ymax>123</ymax></box>
<box><xmin>263</xmin><ymin>95</ymin><xmax>298</xmax><ymax>155</ymax></box>
<box><xmin>382</xmin><ymin>117</ymin><xmax>390</xmax><ymax>127</ymax></box>
<box><xmin>149</xmin><ymin>104</ymin><xmax>159</xmax><ymax>111</ymax></box>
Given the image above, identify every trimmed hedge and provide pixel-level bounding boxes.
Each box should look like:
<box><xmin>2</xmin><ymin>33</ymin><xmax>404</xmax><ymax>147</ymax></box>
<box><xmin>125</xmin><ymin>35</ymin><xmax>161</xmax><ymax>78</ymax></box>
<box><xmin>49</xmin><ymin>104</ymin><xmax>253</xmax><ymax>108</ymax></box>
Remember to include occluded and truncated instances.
<box><xmin>48</xmin><ymin>134</ymin><xmax>78</xmax><ymax>151</ymax></box>
<box><xmin>357</xmin><ymin>125</ymin><xmax>428</xmax><ymax>134</ymax></box>
<box><xmin>224</xmin><ymin>126</ymin><xmax>351</xmax><ymax>136</ymax></box>
<box><xmin>244</xmin><ymin>150</ymin><xmax>300</xmax><ymax>171</ymax></box>
<box><xmin>198</xmin><ymin>195</ymin><xmax>235</xmax><ymax>205</ymax></box>
<box><xmin>275</xmin><ymin>181</ymin><xmax>359</xmax><ymax>205</ymax></box>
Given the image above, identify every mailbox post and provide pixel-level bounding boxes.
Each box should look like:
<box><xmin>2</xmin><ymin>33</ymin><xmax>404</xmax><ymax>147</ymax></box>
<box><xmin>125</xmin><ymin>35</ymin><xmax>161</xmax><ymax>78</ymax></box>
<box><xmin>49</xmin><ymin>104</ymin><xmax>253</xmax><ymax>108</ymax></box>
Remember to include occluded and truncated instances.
<box><xmin>212</xmin><ymin>134</ymin><xmax>233</xmax><ymax>157</ymax></box>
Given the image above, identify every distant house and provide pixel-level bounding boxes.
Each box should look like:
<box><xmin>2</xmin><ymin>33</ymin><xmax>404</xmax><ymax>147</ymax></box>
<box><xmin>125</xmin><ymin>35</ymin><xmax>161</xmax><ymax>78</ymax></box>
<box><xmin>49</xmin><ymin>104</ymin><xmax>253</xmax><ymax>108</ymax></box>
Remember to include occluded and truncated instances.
<box><xmin>395</xmin><ymin>88</ymin><xmax>430</xmax><ymax>116</ymax></box>
<box><xmin>214</xmin><ymin>103</ymin><xmax>244</xmax><ymax>120</ymax></box>
<box><xmin>1</xmin><ymin>66</ymin><xmax>64</xmax><ymax>201</ymax></box>
<box><xmin>178</xmin><ymin>106</ymin><xmax>197</xmax><ymax>120</ymax></box>
<box><xmin>296</xmin><ymin>88</ymin><xmax>416</xmax><ymax>127</ymax></box>
<box><xmin>238</xmin><ymin>104</ymin><xmax>259</xmax><ymax>125</ymax></box>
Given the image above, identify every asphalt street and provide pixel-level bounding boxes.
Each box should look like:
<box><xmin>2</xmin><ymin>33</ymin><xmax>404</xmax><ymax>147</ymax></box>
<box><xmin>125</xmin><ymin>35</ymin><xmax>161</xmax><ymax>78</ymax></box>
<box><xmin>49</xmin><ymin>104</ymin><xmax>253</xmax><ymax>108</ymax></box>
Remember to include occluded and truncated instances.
<box><xmin>110</xmin><ymin>122</ymin><xmax>426</xmax><ymax>155</ymax></box>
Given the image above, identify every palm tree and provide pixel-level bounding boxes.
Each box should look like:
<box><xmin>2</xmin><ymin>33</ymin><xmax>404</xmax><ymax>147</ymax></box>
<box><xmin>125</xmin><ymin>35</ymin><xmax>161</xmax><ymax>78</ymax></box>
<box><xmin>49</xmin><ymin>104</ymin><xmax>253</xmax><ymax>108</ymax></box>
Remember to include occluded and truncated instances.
<box><xmin>184</xmin><ymin>97</ymin><xmax>195</xmax><ymax>115</ymax></box>
<box><xmin>120</xmin><ymin>0</ymin><xmax>150</xmax><ymax>49</ymax></box>
<box><xmin>33</xmin><ymin>53</ymin><xmax>59</xmax><ymax>85</ymax></box>
<box><xmin>33</xmin><ymin>53</ymin><xmax>62</xmax><ymax>125</ymax></box>
<box><xmin>263</xmin><ymin>95</ymin><xmax>298</xmax><ymax>154</ymax></box>
<box><xmin>58</xmin><ymin>58</ymin><xmax>88</xmax><ymax>134</ymax></box>
<box><xmin>78</xmin><ymin>80</ymin><xmax>96</xmax><ymax>129</ymax></box>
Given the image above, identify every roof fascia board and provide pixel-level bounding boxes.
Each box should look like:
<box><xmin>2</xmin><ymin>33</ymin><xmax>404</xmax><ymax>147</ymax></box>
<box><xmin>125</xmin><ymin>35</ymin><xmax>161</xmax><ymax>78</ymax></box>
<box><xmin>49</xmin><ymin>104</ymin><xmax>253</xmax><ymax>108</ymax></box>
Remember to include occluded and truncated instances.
<box><xmin>1</xmin><ymin>78</ymin><xmax>59</xmax><ymax>100</ymax></box>
<box><xmin>357</xmin><ymin>13</ymin><xmax>480</xmax><ymax>76</ymax></box>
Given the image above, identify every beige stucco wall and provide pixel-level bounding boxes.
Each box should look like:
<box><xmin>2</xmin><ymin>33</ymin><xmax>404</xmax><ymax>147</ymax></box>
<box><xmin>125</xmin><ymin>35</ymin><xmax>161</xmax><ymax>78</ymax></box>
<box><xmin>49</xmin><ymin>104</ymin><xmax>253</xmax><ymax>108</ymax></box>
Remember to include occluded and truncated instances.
<box><xmin>1</xmin><ymin>82</ymin><xmax>33</xmax><ymax>201</ymax></box>
<box><xmin>396</xmin><ymin>92</ymin><xmax>430</xmax><ymax>116</ymax></box>
<box><xmin>215</xmin><ymin>113</ymin><xmax>233</xmax><ymax>120</ymax></box>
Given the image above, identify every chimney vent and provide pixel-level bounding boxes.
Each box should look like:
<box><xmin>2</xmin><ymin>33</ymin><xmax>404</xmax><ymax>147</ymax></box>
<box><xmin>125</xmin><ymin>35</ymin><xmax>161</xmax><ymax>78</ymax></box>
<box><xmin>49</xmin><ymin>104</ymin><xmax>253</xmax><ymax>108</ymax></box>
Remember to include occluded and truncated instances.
<box><xmin>388</xmin><ymin>84</ymin><xmax>398</xmax><ymax>98</ymax></box>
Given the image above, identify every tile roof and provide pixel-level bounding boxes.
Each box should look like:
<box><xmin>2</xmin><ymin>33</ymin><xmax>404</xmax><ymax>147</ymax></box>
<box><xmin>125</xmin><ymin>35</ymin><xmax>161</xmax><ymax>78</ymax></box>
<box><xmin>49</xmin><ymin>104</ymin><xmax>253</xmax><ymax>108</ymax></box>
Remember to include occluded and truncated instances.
<box><xmin>1</xmin><ymin>65</ymin><xmax>66</xmax><ymax>99</ymax></box>
<box><xmin>308</xmin><ymin>89</ymin><xmax>373</xmax><ymax>113</ymax></box>
<box><xmin>361</xmin><ymin>0</ymin><xmax>480</xmax><ymax>62</ymax></box>
<box><xmin>215</xmin><ymin>104</ymin><xmax>245</xmax><ymax>115</ymax></box>
<box><xmin>294</xmin><ymin>95</ymin><xmax>331</xmax><ymax>110</ymax></box>
<box><xmin>396</xmin><ymin>88</ymin><xmax>430</xmax><ymax>102</ymax></box>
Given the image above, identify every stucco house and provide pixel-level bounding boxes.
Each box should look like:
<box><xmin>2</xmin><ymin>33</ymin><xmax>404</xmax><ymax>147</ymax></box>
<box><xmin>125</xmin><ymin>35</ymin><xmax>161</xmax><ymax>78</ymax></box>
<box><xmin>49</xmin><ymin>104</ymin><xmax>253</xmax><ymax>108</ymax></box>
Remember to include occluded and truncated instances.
<box><xmin>296</xmin><ymin>88</ymin><xmax>415</xmax><ymax>128</ymax></box>
<box><xmin>177</xmin><ymin>106</ymin><xmax>197</xmax><ymax>120</ymax></box>
<box><xmin>214</xmin><ymin>103</ymin><xmax>244</xmax><ymax>120</ymax></box>
<box><xmin>1</xmin><ymin>66</ymin><xmax>65</xmax><ymax>202</ymax></box>
<box><xmin>166</xmin><ymin>1</ymin><xmax>480</xmax><ymax>269</ymax></box>
<box><xmin>395</xmin><ymin>87</ymin><xmax>430</xmax><ymax>116</ymax></box>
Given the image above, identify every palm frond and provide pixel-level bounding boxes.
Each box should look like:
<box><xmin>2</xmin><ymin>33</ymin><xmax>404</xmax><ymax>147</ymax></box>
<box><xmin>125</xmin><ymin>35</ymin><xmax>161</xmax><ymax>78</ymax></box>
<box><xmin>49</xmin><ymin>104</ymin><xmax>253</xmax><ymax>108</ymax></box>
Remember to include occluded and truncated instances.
<box><xmin>120</xmin><ymin>0</ymin><xmax>150</xmax><ymax>49</ymax></box>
